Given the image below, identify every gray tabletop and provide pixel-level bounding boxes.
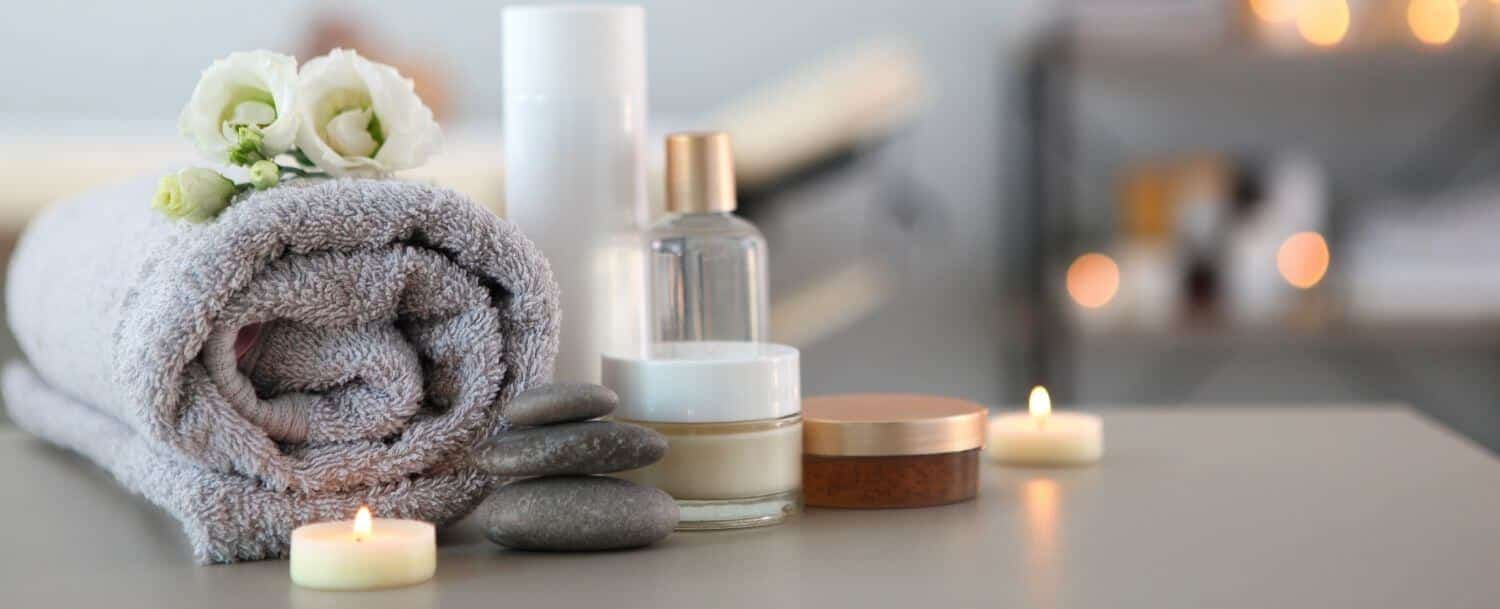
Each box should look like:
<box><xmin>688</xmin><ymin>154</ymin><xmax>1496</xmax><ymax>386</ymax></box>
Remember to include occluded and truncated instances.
<box><xmin>1</xmin><ymin>407</ymin><xmax>1496</xmax><ymax>609</ymax></box>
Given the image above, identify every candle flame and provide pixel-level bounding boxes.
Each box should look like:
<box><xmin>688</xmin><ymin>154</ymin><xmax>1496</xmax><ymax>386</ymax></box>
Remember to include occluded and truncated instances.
<box><xmin>1029</xmin><ymin>385</ymin><xmax>1051</xmax><ymax>427</ymax></box>
<box><xmin>352</xmin><ymin>506</ymin><xmax>372</xmax><ymax>541</ymax></box>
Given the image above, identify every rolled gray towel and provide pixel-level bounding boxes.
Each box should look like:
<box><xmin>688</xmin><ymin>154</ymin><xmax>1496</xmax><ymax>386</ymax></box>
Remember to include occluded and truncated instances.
<box><xmin>3</xmin><ymin>177</ymin><xmax>559</xmax><ymax>563</ymax></box>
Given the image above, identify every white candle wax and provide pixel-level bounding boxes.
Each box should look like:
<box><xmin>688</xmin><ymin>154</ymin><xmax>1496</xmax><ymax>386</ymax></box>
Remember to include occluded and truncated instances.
<box><xmin>987</xmin><ymin>387</ymin><xmax>1102</xmax><ymax>466</ymax></box>
<box><xmin>289</xmin><ymin>507</ymin><xmax>436</xmax><ymax>591</ymax></box>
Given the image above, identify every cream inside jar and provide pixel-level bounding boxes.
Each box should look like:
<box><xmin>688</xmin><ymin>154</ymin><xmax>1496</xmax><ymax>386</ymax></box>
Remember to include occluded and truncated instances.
<box><xmin>604</xmin><ymin>342</ymin><xmax>801</xmax><ymax>530</ymax></box>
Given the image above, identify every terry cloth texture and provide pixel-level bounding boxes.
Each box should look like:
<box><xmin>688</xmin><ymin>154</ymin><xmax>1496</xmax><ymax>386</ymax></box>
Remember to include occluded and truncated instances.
<box><xmin>3</xmin><ymin>177</ymin><xmax>560</xmax><ymax>563</ymax></box>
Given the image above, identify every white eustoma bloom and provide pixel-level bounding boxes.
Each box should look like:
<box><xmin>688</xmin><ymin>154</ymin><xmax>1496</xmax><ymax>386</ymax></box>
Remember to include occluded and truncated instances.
<box><xmin>178</xmin><ymin>51</ymin><xmax>300</xmax><ymax>162</ymax></box>
<box><xmin>295</xmin><ymin>49</ymin><xmax>442</xmax><ymax>176</ymax></box>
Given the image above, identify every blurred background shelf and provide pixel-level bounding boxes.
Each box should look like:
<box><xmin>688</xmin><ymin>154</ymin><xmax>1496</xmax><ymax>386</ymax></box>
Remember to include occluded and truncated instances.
<box><xmin>1020</xmin><ymin>10</ymin><xmax>1500</xmax><ymax>452</ymax></box>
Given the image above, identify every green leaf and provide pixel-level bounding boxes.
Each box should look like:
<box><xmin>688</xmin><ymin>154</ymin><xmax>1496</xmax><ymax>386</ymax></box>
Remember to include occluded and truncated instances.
<box><xmin>292</xmin><ymin>148</ymin><xmax>316</xmax><ymax>168</ymax></box>
<box><xmin>367</xmin><ymin>113</ymin><xmax>385</xmax><ymax>158</ymax></box>
<box><xmin>367</xmin><ymin>113</ymin><xmax>385</xmax><ymax>144</ymax></box>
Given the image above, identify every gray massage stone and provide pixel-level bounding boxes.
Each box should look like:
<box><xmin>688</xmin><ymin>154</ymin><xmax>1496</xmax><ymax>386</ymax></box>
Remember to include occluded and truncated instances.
<box><xmin>477</xmin><ymin>421</ymin><xmax>667</xmax><ymax>477</ymax></box>
<box><xmin>481</xmin><ymin>476</ymin><xmax>678</xmax><ymax>551</ymax></box>
<box><xmin>505</xmin><ymin>383</ymin><xmax>618</xmax><ymax>426</ymax></box>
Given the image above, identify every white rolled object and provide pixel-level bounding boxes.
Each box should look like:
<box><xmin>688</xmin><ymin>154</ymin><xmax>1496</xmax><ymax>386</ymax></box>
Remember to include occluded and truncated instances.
<box><xmin>503</xmin><ymin>5</ymin><xmax>650</xmax><ymax>382</ymax></box>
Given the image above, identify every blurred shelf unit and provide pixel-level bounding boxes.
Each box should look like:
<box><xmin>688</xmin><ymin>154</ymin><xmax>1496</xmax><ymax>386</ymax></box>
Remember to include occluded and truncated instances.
<box><xmin>1018</xmin><ymin>20</ymin><xmax>1500</xmax><ymax>399</ymax></box>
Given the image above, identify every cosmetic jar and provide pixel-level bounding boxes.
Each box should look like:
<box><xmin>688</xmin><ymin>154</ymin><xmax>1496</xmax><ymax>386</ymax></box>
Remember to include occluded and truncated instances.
<box><xmin>802</xmin><ymin>394</ymin><xmax>987</xmax><ymax>509</ymax></box>
<box><xmin>604</xmin><ymin>342</ymin><xmax>801</xmax><ymax>530</ymax></box>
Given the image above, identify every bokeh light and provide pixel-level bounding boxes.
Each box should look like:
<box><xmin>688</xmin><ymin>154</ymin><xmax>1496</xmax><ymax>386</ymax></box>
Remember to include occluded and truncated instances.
<box><xmin>1297</xmin><ymin>0</ymin><xmax>1351</xmax><ymax>47</ymax></box>
<box><xmin>1066</xmin><ymin>253</ymin><xmax>1120</xmax><ymax>309</ymax></box>
<box><xmin>1277</xmin><ymin>231</ymin><xmax>1330</xmax><ymax>289</ymax></box>
<box><xmin>1250</xmin><ymin>0</ymin><xmax>1299</xmax><ymax>23</ymax></box>
<box><xmin>1408</xmin><ymin>0</ymin><xmax>1461</xmax><ymax>46</ymax></box>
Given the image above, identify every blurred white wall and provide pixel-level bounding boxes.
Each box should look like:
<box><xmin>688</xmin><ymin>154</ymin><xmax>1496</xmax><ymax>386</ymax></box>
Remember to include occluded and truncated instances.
<box><xmin>1</xmin><ymin>0</ymin><xmax>1051</xmax><ymax>403</ymax></box>
<box><xmin>3</xmin><ymin>0</ymin><xmax>1045</xmax><ymax>259</ymax></box>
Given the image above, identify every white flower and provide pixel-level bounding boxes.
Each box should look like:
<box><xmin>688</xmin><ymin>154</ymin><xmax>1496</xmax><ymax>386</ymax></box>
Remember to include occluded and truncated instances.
<box><xmin>295</xmin><ymin>49</ymin><xmax>442</xmax><ymax>176</ymax></box>
<box><xmin>178</xmin><ymin>51</ymin><xmax>300</xmax><ymax>163</ymax></box>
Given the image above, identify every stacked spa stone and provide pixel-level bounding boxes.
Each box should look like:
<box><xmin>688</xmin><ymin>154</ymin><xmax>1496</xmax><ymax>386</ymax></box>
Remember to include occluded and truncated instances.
<box><xmin>475</xmin><ymin>383</ymin><xmax>678</xmax><ymax>551</ymax></box>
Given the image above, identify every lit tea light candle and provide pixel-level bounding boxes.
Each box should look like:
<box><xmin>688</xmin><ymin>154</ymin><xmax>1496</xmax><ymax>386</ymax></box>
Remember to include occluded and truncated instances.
<box><xmin>987</xmin><ymin>386</ymin><xmax>1102</xmax><ymax>466</ymax></box>
<box><xmin>289</xmin><ymin>506</ymin><xmax>436</xmax><ymax>591</ymax></box>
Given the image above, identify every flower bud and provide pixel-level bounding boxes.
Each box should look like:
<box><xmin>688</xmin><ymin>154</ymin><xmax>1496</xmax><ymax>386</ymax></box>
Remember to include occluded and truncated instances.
<box><xmin>151</xmin><ymin>168</ymin><xmax>236</xmax><ymax>223</ymax></box>
<box><xmin>249</xmin><ymin>160</ymin><xmax>280</xmax><ymax>189</ymax></box>
<box><xmin>228</xmin><ymin>126</ymin><xmax>266</xmax><ymax>166</ymax></box>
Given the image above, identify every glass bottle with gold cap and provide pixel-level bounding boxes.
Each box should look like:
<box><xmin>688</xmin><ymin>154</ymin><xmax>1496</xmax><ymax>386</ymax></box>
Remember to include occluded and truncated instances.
<box><xmin>648</xmin><ymin>132</ymin><xmax>769</xmax><ymax>342</ymax></box>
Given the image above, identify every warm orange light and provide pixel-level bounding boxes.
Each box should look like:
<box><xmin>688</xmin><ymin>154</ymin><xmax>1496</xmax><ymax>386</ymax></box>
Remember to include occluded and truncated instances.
<box><xmin>1409</xmin><ymin>0</ymin><xmax>1461</xmax><ymax>46</ymax></box>
<box><xmin>1024</xmin><ymin>478</ymin><xmax>1059</xmax><ymax>531</ymax></box>
<box><xmin>1029</xmin><ymin>385</ymin><xmax>1052</xmax><ymax>425</ymax></box>
<box><xmin>1297</xmin><ymin>0</ymin><xmax>1350</xmax><ymax>47</ymax></box>
<box><xmin>1250</xmin><ymin>0</ymin><xmax>1299</xmax><ymax>23</ymax></box>
<box><xmin>1022</xmin><ymin>478</ymin><xmax>1061</xmax><ymax>608</ymax></box>
<box><xmin>352</xmin><ymin>506</ymin><xmax>372</xmax><ymax>541</ymax></box>
<box><xmin>1066</xmin><ymin>253</ymin><xmax>1119</xmax><ymax>309</ymax></box>
<box><xmin>1277</xmin><ymin>231</ymin><xmax>1330</xmax><ymax>289</ymax></box>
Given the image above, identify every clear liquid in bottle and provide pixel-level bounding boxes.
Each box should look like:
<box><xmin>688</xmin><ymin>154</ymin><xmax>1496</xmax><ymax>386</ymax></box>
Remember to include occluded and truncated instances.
<box><xmin>650</xmin><ymin>212</ymin><xmax>768</xmax><ymax>341</ymax></box>
<box><xmin>648</xmin><ymin>132</ymin><xmax>769</xmax><ymax>342</ymax></box>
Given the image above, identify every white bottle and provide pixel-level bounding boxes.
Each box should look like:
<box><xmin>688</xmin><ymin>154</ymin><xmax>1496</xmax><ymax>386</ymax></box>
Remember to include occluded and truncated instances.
<box><xmin>503</xmin><ymin>5</ymin><xmax>649</xmax><ymax>382</ymax></box>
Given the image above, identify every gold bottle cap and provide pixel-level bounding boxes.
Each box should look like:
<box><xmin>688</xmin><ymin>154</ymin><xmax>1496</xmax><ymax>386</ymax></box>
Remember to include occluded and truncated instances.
<box><xmin>665</xmin><ymin>132</ymin><xmax>737</xmax><ymax>213</ymax></box>
<box><xmin>802</xmin><ymin>394</ymin><xmax>988</xmax><ymax>457</ymax></box>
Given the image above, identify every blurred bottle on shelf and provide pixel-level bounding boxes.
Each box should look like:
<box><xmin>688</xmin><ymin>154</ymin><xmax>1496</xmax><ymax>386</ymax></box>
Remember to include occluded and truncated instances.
<box><xmin>1223</xmin><ymin>154</ymin><xmax>1329</xmax><ymax>326</ymax></box>
<box><xmin>1070</xmin><ymin>153</ymin><xmax>1329</xmax><ymax>333</ymax></box>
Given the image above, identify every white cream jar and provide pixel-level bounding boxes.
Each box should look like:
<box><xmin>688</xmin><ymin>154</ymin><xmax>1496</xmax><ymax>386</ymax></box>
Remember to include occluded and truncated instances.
<box><xmin>603</xmin><ymin>342</ymin><xmax>801</xmax><ymax>530</ymax></box>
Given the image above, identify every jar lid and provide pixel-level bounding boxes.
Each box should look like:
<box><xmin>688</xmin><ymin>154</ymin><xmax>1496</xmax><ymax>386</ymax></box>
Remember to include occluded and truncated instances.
<box><xmin>803</xmin><ymin>394</ymin><xmax>987</xmax><ymax>456</ymax></box>
<box><xmin>602</xmin><ymin>342</ymin><xmax>800</xmax><ymax>423</ymax></box>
